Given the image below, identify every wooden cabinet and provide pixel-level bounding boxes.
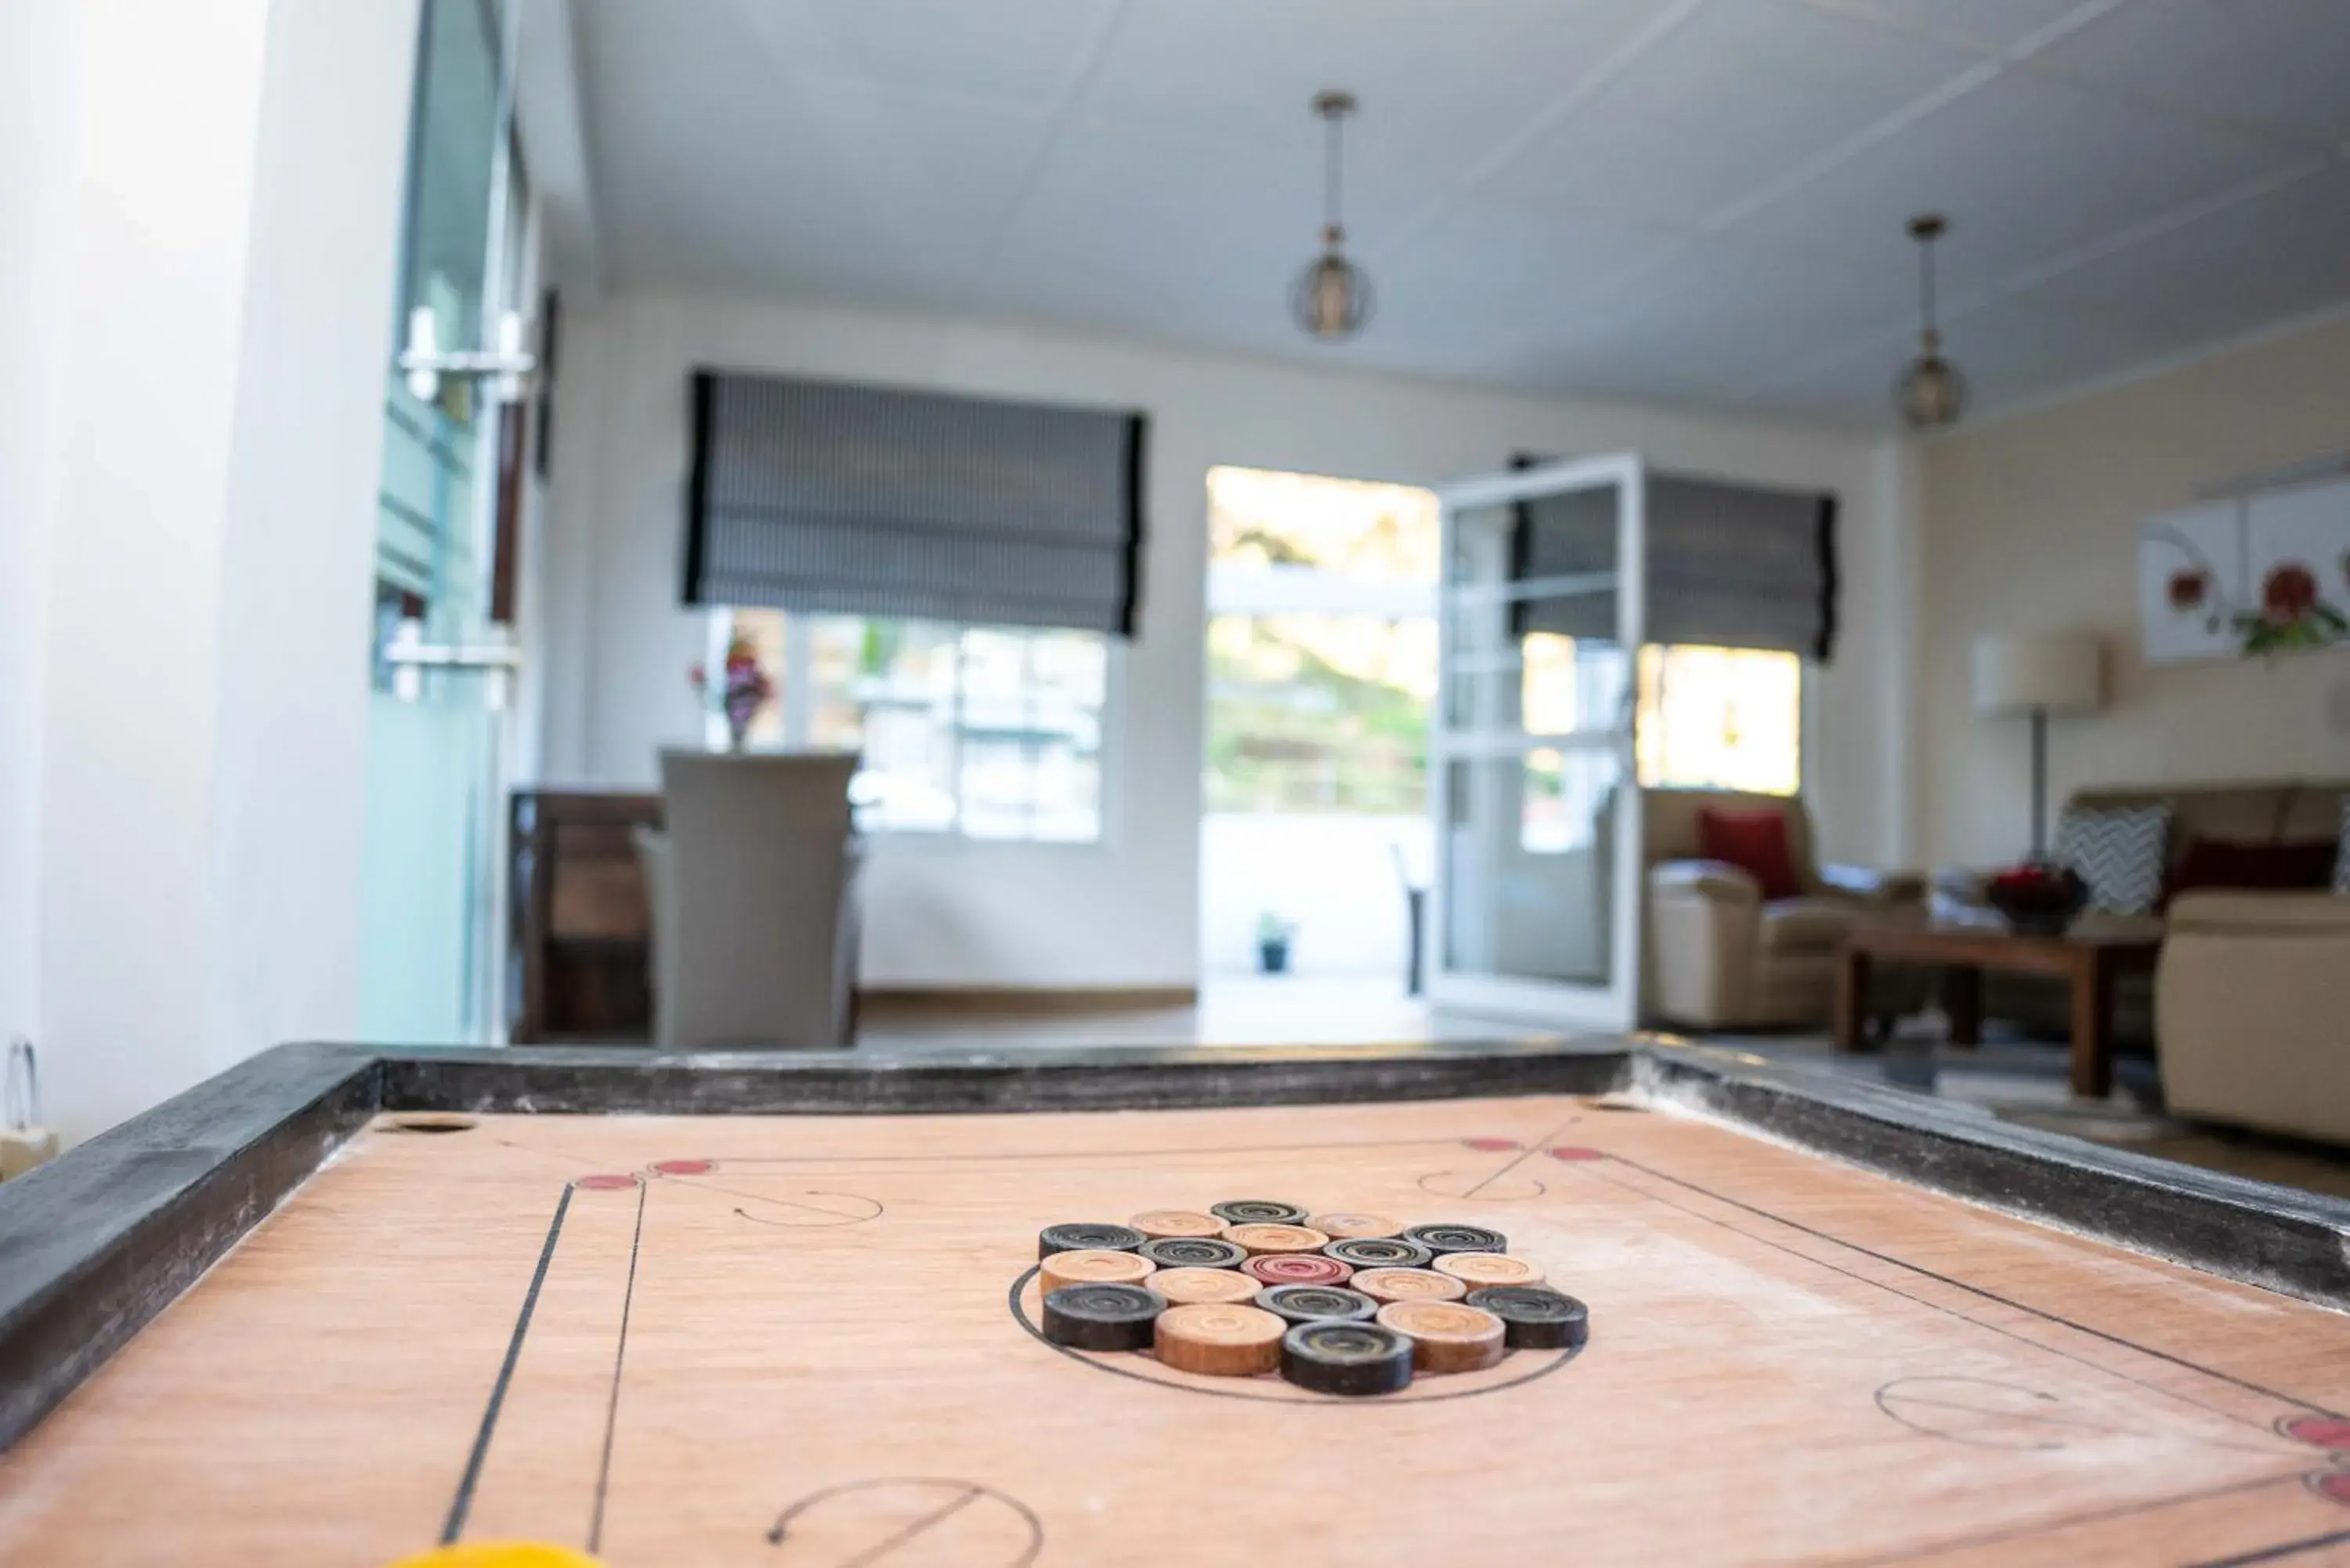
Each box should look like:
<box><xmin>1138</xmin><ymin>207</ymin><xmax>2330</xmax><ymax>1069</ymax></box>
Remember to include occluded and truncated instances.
<box><xmin>508</xmin><ymin>789</ymin><xmax>661</xmax><ymax>1042</ymax></box>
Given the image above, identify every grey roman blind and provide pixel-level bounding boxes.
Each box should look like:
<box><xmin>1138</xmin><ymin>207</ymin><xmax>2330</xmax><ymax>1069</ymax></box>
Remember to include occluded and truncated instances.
<box><xmin>684</xmin><ymin>370</ymin><xmax>1148</xmax><ymax>636</ymax></box>
<box><xmin>1513</xmin><ymin>472</ymin><xmax>1837</xmax><ymax>660</ymax></box>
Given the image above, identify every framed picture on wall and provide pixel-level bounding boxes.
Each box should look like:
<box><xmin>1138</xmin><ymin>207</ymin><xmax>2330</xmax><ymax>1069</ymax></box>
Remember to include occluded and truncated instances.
<box><xmin>2138</xmin><ymin>500</ymin><xmax>2244</xmax><ymax>664</ymax></box>
<box><xmin>2138</xmin><ymin>482</ymin><xmax>2350</xmax><ymax>662</ymax></box>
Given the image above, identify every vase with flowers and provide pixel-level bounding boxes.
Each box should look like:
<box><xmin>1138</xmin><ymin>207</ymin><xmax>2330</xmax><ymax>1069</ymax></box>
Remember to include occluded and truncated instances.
<box><xmin>689</xmin><ymin>629</ymin><xmax>776</xmax><ymax>752</ymax></box>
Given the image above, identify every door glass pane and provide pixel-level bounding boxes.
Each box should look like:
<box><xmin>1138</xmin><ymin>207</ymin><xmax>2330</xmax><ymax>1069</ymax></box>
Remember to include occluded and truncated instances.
<box><xmin>357</xmin><ymin>0</ymin><xmax>509</xmax><ymax>1043</ymax></box>
<box><xmin>1444</xmin><ymin>490</ymin><xmax>1624</xmax><ymax>735</ymax></box>
<box><xmin>1443</xmin><ymin>750</ymin><xmax>1621</xmax><ymax>987</ymax></box>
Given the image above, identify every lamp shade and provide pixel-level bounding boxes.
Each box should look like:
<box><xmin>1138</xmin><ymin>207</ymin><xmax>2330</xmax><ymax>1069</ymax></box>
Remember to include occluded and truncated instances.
<box><xmin>1972</xmin><ymin>633</ymin><xmax>2102</xmax><ymax>716</ymax></box>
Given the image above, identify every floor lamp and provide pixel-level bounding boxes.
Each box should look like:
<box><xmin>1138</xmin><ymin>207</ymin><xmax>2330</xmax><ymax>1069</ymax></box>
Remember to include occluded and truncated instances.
<box><xmin>1972</xmin><ymin>633</ymin><xmax>2103</xmax><ymax>861</ymax></box>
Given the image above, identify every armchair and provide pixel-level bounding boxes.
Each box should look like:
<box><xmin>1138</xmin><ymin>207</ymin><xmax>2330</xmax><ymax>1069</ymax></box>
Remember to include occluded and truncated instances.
<box><xmin>1643</xmin><ymin>789</ymin><xmax>1925</xmax><ymax>1031</ymax></box>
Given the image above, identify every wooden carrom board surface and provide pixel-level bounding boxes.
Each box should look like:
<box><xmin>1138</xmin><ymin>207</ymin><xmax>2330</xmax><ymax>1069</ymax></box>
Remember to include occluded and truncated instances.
<box><xmin>5</xmin><ymin>1093</ymin><xmax>2350</xmax><ymax>1567</ymax></box>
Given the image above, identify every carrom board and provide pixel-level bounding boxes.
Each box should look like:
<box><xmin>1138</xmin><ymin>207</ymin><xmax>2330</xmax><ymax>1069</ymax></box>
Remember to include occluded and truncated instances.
<box><xmin>6</xmin><ymin>1081</ymin><xmax>2350</xmax><ymax>1566</ymax></box>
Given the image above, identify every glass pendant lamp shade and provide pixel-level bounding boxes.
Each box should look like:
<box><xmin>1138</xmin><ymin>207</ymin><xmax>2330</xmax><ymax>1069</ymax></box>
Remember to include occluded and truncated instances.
<box><xmin>1896</xmin><ymin>332</ymin><xmax>1968</xmax><ymax>429</ymax></box>
<box><xmin>1293</xmin><ymin>229</ymin><xmax>1373</xmax><ymax>339</ymax></box>
<box><xmin>1292</xmin><ymin>92</ymin><xmax>1372</xmax><ymax>341</ymax></box>
<box><xmin>1893</xmin><ymin>214</ymin><xmax>1966</xmax><ymax>431</ymax></box>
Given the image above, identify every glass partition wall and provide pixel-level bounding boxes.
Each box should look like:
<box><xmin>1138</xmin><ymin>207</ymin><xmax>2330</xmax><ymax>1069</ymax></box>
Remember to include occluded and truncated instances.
<box><xmin>1431</xmin><ymin>457</ymin><xmax>1643</xmax><ymax>1029</ymax></box>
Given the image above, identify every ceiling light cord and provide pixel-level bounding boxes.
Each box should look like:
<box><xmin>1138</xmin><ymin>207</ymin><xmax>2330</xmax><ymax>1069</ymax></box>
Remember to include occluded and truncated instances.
<box><xmin>1325</xmin><ymin>108</ymin><xmax>1345</xmax><ymax>247</ymax></box>
<box><xmin>1918</xmin><ymin>229</ymin><xmax>1938</xmax><ymax>345</ymax></box>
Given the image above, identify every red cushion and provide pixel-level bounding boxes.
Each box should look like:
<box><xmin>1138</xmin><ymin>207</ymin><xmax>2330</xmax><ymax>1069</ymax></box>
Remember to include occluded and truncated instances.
<box><xmin>1697</xmin><ymin>806</ymin><xmax>1802</xmax><ymax>901</ymax></box>
<box><xmin>2163</xmin><ymin>836</ymin><xmax>2336</xmax><ymax>909</ymax></box>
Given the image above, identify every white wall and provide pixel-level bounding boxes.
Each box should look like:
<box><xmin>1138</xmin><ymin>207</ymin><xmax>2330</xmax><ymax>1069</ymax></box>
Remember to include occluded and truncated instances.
<box><xmin>0</xmin><ymin>0</ymin><xmax>76</xmax><ymax>1066</ymax></box>
<box><xmin>1919</xmin><ymin>316</ymin><xmax>2350</xmax><ymax>870</ymax></box>
<box><xmin>540</xmin><ymin>293</ymin><xmax>1907</xmax><ymax>988</ymax></box>
<box><xmin>2</xmin><ymin>0</ymin><xmax>417</xmax><ymax>1143</ymax></box>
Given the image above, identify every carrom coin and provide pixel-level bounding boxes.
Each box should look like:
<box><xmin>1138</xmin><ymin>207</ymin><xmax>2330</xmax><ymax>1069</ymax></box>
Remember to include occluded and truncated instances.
<box><xmin>1152</xmin><ymin>1267</ymin><xmax>1264</xmax><ymax>1306</ymax></box>
<box><xmin>1220</xmin><ymin>1223</ymin><xmax>1331</xmax><ymax>1256</ymax></box>
<box><xmin>1432</xmin><ymin>1252</ymin><xmax>1545</xmax><ymax>1290</ymax></box>
<box><xmin>1307</xmin><ymin>1212</ymin><xmax>1400</xmax><ymax>1240</ymax></box>
<box><xmin>1209</xmin><ymin>1199</ymin><xmax>1311</xmax><ymax>1226</ymax></box>
<box><xmin>1130</xmin><ymin>1209</ymin><xmax>1226</xmax><ymax>1241</ymax></box>
<box><xmin>1242</xmin><ymin>1253</ymin><xmax>1352</xmax><ymax>1288</ymax></box>
<box><xmin>1154</xmin><ymin>1303</ymin><xmax>1286</xmax><ymax>1376</ymax></box>
<box><xmin>1401</xmin><ymin>1223</ymin><xmax>1508</xmax><ymax>1256</ymax></box>
<box><xmin>1037</xmin><ymin>1222</ymin><xmax>1146</xmax><ymax>1261</ymax></box>
<box><xmin>1349</xmin><ymin>1266</ymin><xmax>1467</xmax><ymax>1306</ymax></box>
<box><xmin>1039</xmin><ymin>1248</ymin><xmax>1156</xmax><ymax>1295</ymax></box>
<box><xmin>1325</xmin><ymin>1236</ymin><xmax>1434</xmax><ymax>1270</ymax></box>
<box><xmin>1376</xmin><ymin>1299</ymin><xmax>1507</xmax><ymax>1375</ymax></box>
<box><xmin>1139</xmin><ymin>1237</ymin><xmax>1248</xmax><ymax>1270</ymax></box>
<box><xmin>1468</xmin><ymin>1285</ymin><xmax>1589</xmax><ymax>1349</ymax></box>
<box><xmin>1256</xmin><ymin>1284</ymin><xmax>1379</xmax><ymax>1328</ymax></box>
<box><xmin>1279</xmin><ymin>1320</ymin><xmax>1415</xmax><ymax>1396</ymax></box>
<box><xmin>1042</xmin><ymin>1283</ymin><xmax>1164</xmax><ymax>1351</ymax></box>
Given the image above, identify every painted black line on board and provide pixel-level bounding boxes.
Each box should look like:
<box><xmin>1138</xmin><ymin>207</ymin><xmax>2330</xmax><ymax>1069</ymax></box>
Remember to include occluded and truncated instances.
<box><xmin>716</xmin><ymin>1135</ymin><xmax>1473</xmax><ymax>1165</ymax></box>
<box><xmin>442</xmin><ymin>1183</ymin><xmax>573</xmax><ymax>1545</ymax></box>
<box><xmin>1603</xmin><ymin>1151</ymin><xmax>2345</xmax><ymax>1424</ymax></box>
<box><xmin>1824</xmin><ymin>1470</ymin><xmax>2306</xmax><ymax>1567</ymax></box>
<box><xmin>2190</xmin><ymin>1525</ymin><xmax>2350</xmax><ymax>1566</ymax></box>
<box><xmin>838</xmin><ymin>1484</ymin><xmax>983</xmax><ymax>1568</ymax></box>
<box><xmin>1459</xmin><ymin>1118</ymin><xmax>1575</xmax><ymax>1200</ymax></box>
<box><xmin>586</xmin><ymin>1178</ymin><xmax>647</xmax><ymax>1554</ymax></box>
<box><xmin>652</xmin><ymin>1172</ymin><xmax>880</xmax><ymax>1221</ymax></box>
<box><xmin>1581</xmin><ymin>1160</ymin><xmax>2291</xmax><ymax>1443</ymax></box>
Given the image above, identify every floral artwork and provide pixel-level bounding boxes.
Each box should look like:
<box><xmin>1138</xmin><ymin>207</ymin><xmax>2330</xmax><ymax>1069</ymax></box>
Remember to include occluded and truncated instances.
<box><xmin>2141</xmin><ymin>487</ymin><xmax>2350</xmax><ymax>663</ymax></box>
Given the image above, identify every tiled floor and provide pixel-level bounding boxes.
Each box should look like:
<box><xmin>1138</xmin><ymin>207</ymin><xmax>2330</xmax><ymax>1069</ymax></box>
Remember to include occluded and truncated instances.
<box><xmin>862</xmin><ymin>981</ymin><xmax>2350</xmax><ymax>1201</ymax></box>
<box><xmin>859</xmin><ymin>975</ymin><xmax>1542</xmax><ymax>1052</ymax></box>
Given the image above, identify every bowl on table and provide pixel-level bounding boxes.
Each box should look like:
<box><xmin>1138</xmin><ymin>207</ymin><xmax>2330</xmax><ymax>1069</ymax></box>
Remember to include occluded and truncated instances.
<box><xmin>1984</xmin><ymin>863</ymin><xmax>2088</xmax><ymax>936</ymax></box>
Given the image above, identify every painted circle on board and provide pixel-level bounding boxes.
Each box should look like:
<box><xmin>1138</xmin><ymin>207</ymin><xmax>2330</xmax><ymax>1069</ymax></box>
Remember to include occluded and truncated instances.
<box><xmin>1009</xmin><ymin>1266</ymin><xmax>1579</xmax><ymax>1405</ymax></box>
<box><xmin>1415</xmin><ymin>1169</ymin><xmax>1546</xmax><ymax>1202</ymax></box>
<box><xmin>572</xmin><ymin>1173</ymin><xmax>641</xmax><ymax>1191</ymax></box>
<box><xmin>766</xmin><ymin>1478</ymin><xmax>1041</xmax><ymax>1566</ymax></box>
<box><xmin>2283</xmin><ymin>1414</ymin><xmax>2350</xmax><ymax>1451</ymax></box>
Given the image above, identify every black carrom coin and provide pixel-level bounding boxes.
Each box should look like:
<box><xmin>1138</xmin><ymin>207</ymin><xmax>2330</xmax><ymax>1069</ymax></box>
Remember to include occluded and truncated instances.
<box><xmin>1210</xmin><ymin>1199</ymin><xmax>1310</xmax><ymax>1226</ymax></box>
<box><xmin>1139</xmin><ymin>1237</ymin><xmax>1248</xmax><ymax>1270</ymax></box>
<box><xmin>1468</xmin><ymin>1285</ymin><xmax>1588</xmax><ymax>1349</ymax></box>
<box><xmin>1325</xmin><ymin>1236</ymin><xmax>1434</xmax><ymax>1270</ymax></box>
<box><xmin>1280</xmin><ymin>1321</ymin><xmax>1415</xmax><ymax>1396</ymax></box>
<box><xmin>1041</xmin><ymin>1283</ymin><xmax>1165</xmax><ymax>1350</ymax></box>
<box><xmin>1256</xmin><ymin>1284</ymin><xmax>1379</xmax><ymax>1327</ymax></box>
<box><xmin>1038</xmin><ymin>1222</ymin><xmax>1148</xmax><ymax>1261</ymax></box>
<box><xmin>1402</xmin><ymin>1223</ymin><xmax>1508</xmax><ymax>1256</ymax></box>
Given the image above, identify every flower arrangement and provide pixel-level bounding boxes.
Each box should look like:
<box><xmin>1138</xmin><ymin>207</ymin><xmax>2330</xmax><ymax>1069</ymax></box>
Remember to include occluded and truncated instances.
<box><xmin>2164</xmin><ymin>551</ymin><xmax>2350</xmax><ymax>657</ymax></box>
<box><xmin>689</xmin><ymin>629</ymin><xmax>776</xmax><ymax>750</ymax></box>
<box><xmin>1984</xmin><ymin>862</ymin><xmax>2088</xmax><ymax>937</ymax></box>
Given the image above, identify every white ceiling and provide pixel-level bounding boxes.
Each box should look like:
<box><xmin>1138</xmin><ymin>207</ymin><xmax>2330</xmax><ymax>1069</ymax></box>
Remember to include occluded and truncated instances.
<box><xmin>565</xmin><ymin>0</ymin><xmax>2350</xmax><ymax>428</ymax></box>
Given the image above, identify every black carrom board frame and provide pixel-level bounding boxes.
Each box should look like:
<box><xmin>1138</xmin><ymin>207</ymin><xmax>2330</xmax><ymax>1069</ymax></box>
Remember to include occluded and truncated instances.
<box><xmin>6</xmin><ymin>1035</ymin><xmax>2350</xmax><ymax>1454</ymax></box>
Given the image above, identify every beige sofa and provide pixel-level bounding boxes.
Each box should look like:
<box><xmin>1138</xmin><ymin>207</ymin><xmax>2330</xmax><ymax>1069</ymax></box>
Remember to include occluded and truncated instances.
<box><xmin>2158</xmin><ymin>891</ymin><xmax>2350</xmax><ymax>1144</ymax></box>
<box><xmin>1940</xmin><ymin>781</ymin><xmax>2347</xmax><ymax>1050</ymax></box>
<box><xmin>1643</xmin><ymin>789</ymin><xmax>1925</xmax><ymax>1031</ymax></box>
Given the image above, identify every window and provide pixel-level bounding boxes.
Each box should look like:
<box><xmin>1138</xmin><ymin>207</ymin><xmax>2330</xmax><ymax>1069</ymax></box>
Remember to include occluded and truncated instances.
<box><xmin>1636</xmin><ymin>644</ymin><xmax>1802</xmax><ymax>796</ymax></box>
<box><xmin>707</xmin><ymin>609</ymin><xmax>1108</xmax><ymax>842</ymax></box>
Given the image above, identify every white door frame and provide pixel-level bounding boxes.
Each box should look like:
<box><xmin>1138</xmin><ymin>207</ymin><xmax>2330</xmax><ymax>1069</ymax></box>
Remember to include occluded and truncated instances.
<box><xmin>1427</xmin><ymin>453</ymin><xmax>1645</xmax><ymax>1031</ymax></box>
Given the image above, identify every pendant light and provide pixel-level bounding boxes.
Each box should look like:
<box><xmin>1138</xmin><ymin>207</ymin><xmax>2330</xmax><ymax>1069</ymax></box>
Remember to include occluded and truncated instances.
<box><xmin>1291</xmin><ymin>90</ymin><xmax>1373</xmax><ymax>341</ymax></box>
<box><xmin>1894</xmin><ymin>213</ymin><xmax>1966</xmax><ymax>430</ymax></box>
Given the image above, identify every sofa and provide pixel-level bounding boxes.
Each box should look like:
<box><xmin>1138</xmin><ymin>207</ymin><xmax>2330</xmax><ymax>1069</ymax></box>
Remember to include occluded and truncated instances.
<box><xmin>2158</xmin><ymin>889</ymin><xmax>2350</xmax><ymax>1144</ymax></box>
<box><xmin>1939</xmin><ymin>780</ymin><xmax>2348</xmax><ymax>1052</ymax></box>
<box><xmin>1643</xmin><ymin>789</ymin><xmax>1925</xmax><ymax>1031</ymax></box>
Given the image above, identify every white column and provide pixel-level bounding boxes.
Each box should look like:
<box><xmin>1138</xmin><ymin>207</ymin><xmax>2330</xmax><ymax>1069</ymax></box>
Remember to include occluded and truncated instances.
<box><xmin>8</xmin><ymin>0</ymin><xmax>418</xmax><ymax>1143</ymax></box>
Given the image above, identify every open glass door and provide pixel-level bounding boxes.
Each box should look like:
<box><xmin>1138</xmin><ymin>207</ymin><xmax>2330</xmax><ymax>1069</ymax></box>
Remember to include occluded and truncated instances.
<box><xmin>356</xmin><ymin>0</ymin><xmax>526</xmax><ymax>1042</ymax></box>
<box><xmin>1430</xmin><ymin>456</ymin><xmax>1643</xmax><ymax>1029</ymax></box>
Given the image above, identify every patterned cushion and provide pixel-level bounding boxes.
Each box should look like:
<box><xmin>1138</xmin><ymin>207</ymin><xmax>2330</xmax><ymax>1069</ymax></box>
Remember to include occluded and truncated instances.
<box><xmin>2337</xmin><ymin>797</ymin><xmax>2350</xmax><ymax>894</ymax></box>
<box><xmin>2055</xmin><ymin>804</ymin><xmax>2171</xmax><ymax>916</ymax></box>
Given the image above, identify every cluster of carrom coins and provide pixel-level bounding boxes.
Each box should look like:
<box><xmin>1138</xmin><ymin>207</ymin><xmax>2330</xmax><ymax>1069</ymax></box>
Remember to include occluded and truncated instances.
<box><xmin>1031</xmin><ymin>1200</ymin><xmax>1588</xmax><ymax>1396</ymax></box>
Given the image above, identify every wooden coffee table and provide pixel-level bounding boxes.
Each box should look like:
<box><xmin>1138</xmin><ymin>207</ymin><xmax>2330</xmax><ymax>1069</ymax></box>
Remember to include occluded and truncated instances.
<box><xmin>1834</xmin><ymin>922</ymin><xmax>2162</xmax><ymax>1099</ymax></box>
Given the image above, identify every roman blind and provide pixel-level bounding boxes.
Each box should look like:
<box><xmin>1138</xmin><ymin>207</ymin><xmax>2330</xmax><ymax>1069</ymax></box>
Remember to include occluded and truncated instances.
<box><xmin>1512</xmin><ymin>472</ymin><xmax>1837</xmax><ymax>660</ymax></box>
<box><xmin>684</xmin><ymin>370</ymin><xmax>1148</xmax><ymax>637</ymax></box>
